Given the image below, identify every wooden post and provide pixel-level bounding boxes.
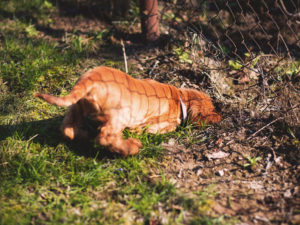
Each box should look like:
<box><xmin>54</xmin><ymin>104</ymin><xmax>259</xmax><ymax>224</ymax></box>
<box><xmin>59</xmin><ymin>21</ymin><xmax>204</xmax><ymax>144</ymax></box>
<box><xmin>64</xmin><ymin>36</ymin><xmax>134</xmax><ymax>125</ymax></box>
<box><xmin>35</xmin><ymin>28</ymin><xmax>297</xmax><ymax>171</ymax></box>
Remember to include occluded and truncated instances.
<box><xmin>140</xmin><ymin>0</ymin><xmax>160</xmax><ymax>42</ymax></box>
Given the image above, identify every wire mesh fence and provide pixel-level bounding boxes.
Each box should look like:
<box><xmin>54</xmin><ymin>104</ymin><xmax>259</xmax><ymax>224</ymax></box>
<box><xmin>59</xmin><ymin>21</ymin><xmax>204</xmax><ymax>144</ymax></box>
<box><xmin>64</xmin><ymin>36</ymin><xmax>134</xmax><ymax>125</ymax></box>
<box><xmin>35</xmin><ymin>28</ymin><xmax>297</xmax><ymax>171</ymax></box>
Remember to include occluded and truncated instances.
<box><xmin>158</xmin><ymin>0</ymin><xmax>300</xmax><ymax>126</ymax></box>
<box><xmin>161</xmin><ymin>0</ymin><xmax>299</xmax><ymax>65</ymax></box>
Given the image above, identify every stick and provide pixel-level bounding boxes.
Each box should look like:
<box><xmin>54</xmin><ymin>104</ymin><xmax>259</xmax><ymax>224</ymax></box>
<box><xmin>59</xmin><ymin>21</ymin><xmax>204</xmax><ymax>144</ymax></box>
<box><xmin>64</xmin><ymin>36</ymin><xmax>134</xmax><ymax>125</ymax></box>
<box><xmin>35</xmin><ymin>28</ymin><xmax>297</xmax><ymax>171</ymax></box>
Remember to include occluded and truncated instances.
<box><xmin>28</xmin><ymin>134</ymin><xmax>39</xmax><ymax>142</ymax></box>
<box><xmin>149</xmin><ymin>60</ymin><xmax>159</xmax><ymax>77</ymax></box>
<box><xmin>121</xmin><ymin>39</ymin><xmax>128</xmax><ymax>74</ymax></box>
<box><xmin>247</xmin><ymin>117</ymin><xmax>283</xmax><ymax>140</ymax></box>
<box><xmin>247</xmin><ymin>103</ymin><xmax>299</xmax><ymax>140</ymax></box>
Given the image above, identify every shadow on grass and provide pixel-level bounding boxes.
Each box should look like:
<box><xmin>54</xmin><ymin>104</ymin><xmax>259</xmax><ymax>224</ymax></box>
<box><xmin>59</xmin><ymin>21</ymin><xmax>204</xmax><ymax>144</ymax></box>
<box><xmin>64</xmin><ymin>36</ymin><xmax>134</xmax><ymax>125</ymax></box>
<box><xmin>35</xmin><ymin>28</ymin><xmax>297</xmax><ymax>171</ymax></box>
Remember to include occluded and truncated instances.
<box><xmin>0</xmin><ymin>117</ymin><xmax>116</xmax><ymax>159</ymax></box>
<box><xmin>0</xmin><ymin>8</ymin><xmax>38</xmax><ymax>23</ymax></box>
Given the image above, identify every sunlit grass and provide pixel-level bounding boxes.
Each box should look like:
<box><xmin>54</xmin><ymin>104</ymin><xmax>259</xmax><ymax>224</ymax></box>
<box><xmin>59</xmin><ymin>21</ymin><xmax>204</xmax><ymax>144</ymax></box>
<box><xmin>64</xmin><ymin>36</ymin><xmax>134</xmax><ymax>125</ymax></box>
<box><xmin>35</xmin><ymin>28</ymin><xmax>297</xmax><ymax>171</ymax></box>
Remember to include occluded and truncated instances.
<box><xmin>0</xmin><ymin>1</ymin><xmax>231</xmax><ymax>224</ymax></box>
<box><xmin>0</xmin><ymin>37</ymin><xmax>80</xmax><ymax>93</ymax></box>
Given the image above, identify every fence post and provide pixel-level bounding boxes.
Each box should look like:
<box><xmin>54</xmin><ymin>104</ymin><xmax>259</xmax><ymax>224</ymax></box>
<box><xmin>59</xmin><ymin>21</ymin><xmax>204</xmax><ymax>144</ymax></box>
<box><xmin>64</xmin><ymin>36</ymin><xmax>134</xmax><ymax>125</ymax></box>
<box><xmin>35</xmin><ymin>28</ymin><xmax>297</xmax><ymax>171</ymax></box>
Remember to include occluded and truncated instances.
<box><xmin>140</xmin><ymin>0</ymin><xmax>160</xmax><ymax>42</ymax></box>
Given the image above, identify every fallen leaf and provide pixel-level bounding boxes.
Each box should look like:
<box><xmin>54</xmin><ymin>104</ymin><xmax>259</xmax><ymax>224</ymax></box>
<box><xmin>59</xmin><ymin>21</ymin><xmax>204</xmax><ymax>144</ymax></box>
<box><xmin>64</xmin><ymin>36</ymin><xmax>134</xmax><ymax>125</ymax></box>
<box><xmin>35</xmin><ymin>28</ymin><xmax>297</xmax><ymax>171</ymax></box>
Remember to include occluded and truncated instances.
<box><xmin>206</xmin><ymin>151</ymin><xmax>230</xmax><ymax>160</ymax></box>
<box><xmin>215</xmin><ymin>138</ymin><xmax>224</xmax><ymax>147</ymax></box>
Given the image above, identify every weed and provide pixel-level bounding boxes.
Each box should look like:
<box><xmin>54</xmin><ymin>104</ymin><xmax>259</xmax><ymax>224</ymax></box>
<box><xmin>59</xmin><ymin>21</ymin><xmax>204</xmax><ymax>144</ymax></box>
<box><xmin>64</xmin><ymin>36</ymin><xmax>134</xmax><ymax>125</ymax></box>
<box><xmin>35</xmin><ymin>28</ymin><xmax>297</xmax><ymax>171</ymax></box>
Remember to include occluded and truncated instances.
<box><xmin>162</xmin><ymin>11</ymin><xmax>175</xmax><ymax>21</ymax></box>
<box><xmin>25</xmin><ymin>24</ymin><xmax>39</xmax><ymax>37</ymax></box>
<box><xmin>95</xmin><ymin>29</ymin><xmax>110</xmax><ymax>40</ymax></box>
<box><xmin>174</xmin><ymin>46</ymin><xmax>193</xmax><ymax>64</ymax></box>
<box><xmin>228</xmin><ymin>59</ymin><xmax>243</xmax><ymax>70</ymax></box>
<box><xmin>69</xmin><ymin>33</ymin><xmax>98</xmax><ymax>54</ymax></box>
<box><xmin>128</xmin><ymin>0</ymin><xmax>140</xmax><ymax>18</ymax></box>
<box><xmin>275</xmin><ymin>61</ymin><xmax>300</xmax><ymax>81</ymax></box>
<box><xmin>243</xmin><ymin>155</ymin><xmax>262</xmax><ymax>170</ymax></box>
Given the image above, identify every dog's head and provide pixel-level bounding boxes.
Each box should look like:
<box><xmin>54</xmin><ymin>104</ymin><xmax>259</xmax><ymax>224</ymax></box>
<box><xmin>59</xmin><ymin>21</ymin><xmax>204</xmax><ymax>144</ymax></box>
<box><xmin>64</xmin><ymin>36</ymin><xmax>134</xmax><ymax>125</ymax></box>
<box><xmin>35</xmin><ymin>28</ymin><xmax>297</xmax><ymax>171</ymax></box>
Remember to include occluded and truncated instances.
<box><xmin>180</xmin><ymin>89</ymin><xmax>221</xmax><ymax>126</ymax></box>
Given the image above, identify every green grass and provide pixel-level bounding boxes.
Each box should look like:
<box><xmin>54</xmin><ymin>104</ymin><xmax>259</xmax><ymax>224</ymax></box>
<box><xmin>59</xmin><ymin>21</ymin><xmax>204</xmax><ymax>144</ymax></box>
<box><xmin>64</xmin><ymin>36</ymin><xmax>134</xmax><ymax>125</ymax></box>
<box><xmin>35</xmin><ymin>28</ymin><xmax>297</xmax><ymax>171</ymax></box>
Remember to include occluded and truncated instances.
<box><xmin>0</xmin><ymin>37</ymin><xmax>79</xmax><ymax>92</ymax></box>
<box><xmin>0</xmin><ymin>1</ymin><xmax>234</xmax><ymax>224</ymax></box>
<box><xmin>0</xmin><ymin>128</ymin><xmax>222</xmax><ymax>224</ymax></box>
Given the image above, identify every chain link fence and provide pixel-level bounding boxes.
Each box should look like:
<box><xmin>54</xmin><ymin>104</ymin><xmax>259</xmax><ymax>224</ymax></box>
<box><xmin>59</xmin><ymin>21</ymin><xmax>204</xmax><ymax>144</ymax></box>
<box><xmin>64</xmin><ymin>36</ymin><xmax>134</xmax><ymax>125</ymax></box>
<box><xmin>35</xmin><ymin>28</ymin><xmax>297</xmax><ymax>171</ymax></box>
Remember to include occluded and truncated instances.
<box><xmin>158</xmin><ymin>0</ymin><xmax>300</xmax><ymax>126</ymax></box>
<box><xmin>163</xmin><ymin>0</ymin><xmax>299</xmax><ymax>60</ymax></box>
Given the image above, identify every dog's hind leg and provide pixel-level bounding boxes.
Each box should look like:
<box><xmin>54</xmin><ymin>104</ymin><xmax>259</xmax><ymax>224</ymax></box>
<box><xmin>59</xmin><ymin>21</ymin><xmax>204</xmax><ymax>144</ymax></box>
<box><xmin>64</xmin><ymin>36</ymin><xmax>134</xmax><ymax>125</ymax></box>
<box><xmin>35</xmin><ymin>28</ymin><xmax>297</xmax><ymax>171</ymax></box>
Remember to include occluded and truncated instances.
<box><xmin>61</xmin><ymin>103</ymin><xmax>89</xmax><ymax>140</ymax></box>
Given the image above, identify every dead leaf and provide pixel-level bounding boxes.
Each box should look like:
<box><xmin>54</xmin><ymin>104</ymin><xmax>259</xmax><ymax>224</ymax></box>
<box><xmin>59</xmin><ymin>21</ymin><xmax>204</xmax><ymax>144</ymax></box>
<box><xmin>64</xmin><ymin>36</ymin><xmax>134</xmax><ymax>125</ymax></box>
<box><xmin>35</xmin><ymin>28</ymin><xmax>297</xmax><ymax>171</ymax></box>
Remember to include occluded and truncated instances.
<box><xmin>215</xmin><ymin>138</ymin><xmax>224</xmax><ymax>147</ymax></box>
<box><xmin>238</xmin><ymin>74</ymin><xmax>250</xmax><ymax>84</ymax></box>
<box><xmin>206</xmin><ymin>151</ymin><xmax>230</xmax><ymax>160</ymax></box>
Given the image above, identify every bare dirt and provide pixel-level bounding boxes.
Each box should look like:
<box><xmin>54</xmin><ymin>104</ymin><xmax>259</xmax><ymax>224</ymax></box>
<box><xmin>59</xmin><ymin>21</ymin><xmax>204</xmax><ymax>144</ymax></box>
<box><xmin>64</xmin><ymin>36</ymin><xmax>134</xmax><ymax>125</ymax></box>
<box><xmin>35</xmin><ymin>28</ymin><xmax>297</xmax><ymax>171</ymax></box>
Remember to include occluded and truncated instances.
<box><xmin>37</xmin><ymin>2</ymin><xmax>300</xmax><ymax>224</ymax></box>
<box><xmin>162</xmin><ymin>115</ymin><xmax>300</xmax><ymax>224</ymax></box>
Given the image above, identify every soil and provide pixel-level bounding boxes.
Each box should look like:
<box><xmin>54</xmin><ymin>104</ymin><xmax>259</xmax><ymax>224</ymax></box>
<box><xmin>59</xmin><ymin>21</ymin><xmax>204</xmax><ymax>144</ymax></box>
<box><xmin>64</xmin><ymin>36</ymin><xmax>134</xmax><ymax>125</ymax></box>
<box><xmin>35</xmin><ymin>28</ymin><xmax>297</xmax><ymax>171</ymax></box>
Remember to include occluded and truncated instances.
<box><xmin>162</xmin><ymin>116</ymin><xmax>300</xmax><ymax>224</ymax></box>
<box><xmin>36</xmin><ymin>2</ymin><xmax>300</xmax><ymax>224</ymax></box>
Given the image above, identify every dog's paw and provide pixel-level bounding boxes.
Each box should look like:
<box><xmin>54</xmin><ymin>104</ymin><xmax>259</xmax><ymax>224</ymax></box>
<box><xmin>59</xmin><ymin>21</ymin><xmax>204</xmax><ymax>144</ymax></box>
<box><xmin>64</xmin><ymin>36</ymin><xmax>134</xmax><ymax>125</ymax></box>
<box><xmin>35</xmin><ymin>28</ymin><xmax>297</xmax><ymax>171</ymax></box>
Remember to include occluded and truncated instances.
<box><xmin>63</xmin><ymin>127</ymin><xmax>75</xmax><ymax>140</ymax></box>
<box><xmin>123</xmin><ymin>138</ymin><xmax>142</xmax><ymax>156</ymax></box>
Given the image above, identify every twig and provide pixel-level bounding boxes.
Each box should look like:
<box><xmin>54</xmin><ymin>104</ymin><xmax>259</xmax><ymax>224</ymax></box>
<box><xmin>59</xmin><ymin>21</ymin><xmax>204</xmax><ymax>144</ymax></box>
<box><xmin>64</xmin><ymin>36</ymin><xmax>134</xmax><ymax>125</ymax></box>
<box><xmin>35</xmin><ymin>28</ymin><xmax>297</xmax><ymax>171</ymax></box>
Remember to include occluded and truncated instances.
<box><xmin>264</xmin><ymin>153</ymin><xmax>273</xmax><ymax>172</ymax></box>
<box><xmin>247</xmin><ymin>117</ymin><xmax>283</xmax><ymax>140</ymax></box>
<box><xmin>149</xmin><ymin>60</ymin><xmax>159</xmax><ymax>78</ymax></box>
<box><xmin>249</xmin><ymin>103</ymin><xmax>300</xmax><ymax>140</ymax></box>
<box><xmin>28</xmin><ymin>134</ymin><xmax>39</xmax><ymax>142</ymax></box>
<box><xmin>269</xmin><ymin>146</ymin><xmax>277</xmax><ymax>162</ymax></box>
<box><xmin>121</xmin><ymin>39</ymin><xmax>128</xmax><ymax>74</ymax></box>
<box><xmin>289</xmin><ymin>100</ymin><xmax>299</xmax><ymax>124</ymax></box>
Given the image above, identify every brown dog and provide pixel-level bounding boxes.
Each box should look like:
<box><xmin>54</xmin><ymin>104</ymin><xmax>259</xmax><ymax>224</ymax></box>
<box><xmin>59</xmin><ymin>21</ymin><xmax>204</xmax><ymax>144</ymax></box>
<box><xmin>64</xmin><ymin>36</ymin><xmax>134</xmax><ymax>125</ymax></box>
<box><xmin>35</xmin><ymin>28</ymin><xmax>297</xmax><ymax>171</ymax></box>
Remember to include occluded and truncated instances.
<box><xmin>34</xmin><ymin>66</ymin><xmax>221</xmax><ymax>156</ymax></box>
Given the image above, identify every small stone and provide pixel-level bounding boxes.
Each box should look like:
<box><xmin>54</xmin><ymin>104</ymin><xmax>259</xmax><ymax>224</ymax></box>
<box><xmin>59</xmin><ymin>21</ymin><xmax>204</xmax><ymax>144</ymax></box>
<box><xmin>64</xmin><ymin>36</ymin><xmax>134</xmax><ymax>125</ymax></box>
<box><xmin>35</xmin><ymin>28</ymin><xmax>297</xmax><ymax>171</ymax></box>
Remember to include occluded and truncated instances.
<box><xmin>217</xmin><ymin>170</ymin><xmax>224</xmax><ymax>176</ymax></box>
<box><xmin>177</xmin><ymin>168</ymin><xmax>183</xmax><ymax>178</ymax></box>
<box><xmin>168</xmin><ymin>138</ymin><xmax>176</xmax><ymax>146</ymax></box>
<box><xmin>196</xmin><ymin>169</ymin><xmax>202</xmax><ymax>176</ymax></box>
<box><xmin>283</xmin><ymin>189</ymin><xmax>292</xmax><ymax>198</ymax></box>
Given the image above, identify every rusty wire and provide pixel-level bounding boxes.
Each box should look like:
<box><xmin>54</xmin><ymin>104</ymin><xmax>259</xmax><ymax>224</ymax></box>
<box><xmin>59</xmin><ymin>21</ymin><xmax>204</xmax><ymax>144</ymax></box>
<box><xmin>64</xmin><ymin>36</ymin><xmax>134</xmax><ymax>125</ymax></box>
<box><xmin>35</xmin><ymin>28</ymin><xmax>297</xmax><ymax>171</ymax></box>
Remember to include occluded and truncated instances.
<box><xmin>161</xmin><ymin>0</ymin><xmax>300</xmax><ymax>65</ymax></box>
<box><xmin>159</xmin><ymin>0</ymin><xmax>300</xmax><ymax>127</ymax></box>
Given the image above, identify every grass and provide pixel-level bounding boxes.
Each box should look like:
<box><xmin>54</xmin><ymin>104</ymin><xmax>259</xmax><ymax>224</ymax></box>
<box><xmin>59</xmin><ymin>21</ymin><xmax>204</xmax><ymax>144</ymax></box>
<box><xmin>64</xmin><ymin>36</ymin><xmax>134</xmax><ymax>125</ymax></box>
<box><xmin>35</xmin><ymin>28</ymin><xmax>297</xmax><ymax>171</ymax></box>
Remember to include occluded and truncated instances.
<box><xmin>0</xmin><ymin>37</ymin><xmax>79</xmax><ymax>93</ymax></box>
<box><xmin>0</xmin><ymin>1</ymin><xmax>234</xmax><ymax>224</ymax></box>
<box><xmin>0</xmin><ymin>128</ymin><xmax>222</xmax><ymax>224</ymax></box>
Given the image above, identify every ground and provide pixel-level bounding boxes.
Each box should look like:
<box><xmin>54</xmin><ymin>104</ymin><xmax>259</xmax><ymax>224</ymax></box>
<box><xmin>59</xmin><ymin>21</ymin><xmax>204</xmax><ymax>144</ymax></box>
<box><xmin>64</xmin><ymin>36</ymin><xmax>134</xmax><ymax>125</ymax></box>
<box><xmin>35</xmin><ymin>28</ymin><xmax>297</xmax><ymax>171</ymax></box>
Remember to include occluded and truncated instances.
<box><xmin>0</xmin><ymin>1</ymin><xmax>299</xmax><ymax>224</ymax></box>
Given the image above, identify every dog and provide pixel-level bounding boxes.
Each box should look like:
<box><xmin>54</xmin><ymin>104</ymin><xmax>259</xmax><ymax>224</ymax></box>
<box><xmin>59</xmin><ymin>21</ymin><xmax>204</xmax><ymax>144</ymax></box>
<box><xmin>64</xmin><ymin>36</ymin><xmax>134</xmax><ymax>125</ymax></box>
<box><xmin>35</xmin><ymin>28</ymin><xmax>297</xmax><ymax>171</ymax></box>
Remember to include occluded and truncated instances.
<box><xmin>34</xmin><ymin>66</ymin><xmax>221</xmax><ymax>156</ymax></box>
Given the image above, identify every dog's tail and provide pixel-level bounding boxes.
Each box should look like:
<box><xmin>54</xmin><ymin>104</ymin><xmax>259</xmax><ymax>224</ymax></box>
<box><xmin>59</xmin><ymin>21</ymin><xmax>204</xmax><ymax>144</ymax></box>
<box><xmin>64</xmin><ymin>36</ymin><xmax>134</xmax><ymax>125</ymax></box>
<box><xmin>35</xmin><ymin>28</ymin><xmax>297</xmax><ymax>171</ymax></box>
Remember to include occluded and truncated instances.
<box><xmin>34</xmin><ymin>92</ymin><xmax>76</xmax><ymax>107</ymax></box>
<box><xmin>34</xmin><ymin>80</ymin><xmax>93</xmax><ymax>107</ymax></box>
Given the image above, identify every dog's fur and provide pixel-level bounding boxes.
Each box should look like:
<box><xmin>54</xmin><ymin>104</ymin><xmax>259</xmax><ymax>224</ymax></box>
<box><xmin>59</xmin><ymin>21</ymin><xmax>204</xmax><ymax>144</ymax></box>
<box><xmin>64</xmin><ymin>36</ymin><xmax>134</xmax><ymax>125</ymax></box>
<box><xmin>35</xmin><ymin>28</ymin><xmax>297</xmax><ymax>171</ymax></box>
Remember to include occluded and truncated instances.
<box><xmin>34</xmin><ymin>66</ymin><xmax>221</xmax><ymax>156</ymax></box>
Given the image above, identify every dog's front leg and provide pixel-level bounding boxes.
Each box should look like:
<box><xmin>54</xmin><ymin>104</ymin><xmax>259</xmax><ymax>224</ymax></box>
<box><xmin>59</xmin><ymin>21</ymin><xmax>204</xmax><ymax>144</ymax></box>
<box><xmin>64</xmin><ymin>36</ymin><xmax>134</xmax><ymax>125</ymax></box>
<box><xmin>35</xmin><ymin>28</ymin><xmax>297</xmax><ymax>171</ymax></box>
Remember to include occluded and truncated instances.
<box><xmin>98</xmin><ymin>124</ymin><xmax>142</xmax><ymax>156</ymax></box>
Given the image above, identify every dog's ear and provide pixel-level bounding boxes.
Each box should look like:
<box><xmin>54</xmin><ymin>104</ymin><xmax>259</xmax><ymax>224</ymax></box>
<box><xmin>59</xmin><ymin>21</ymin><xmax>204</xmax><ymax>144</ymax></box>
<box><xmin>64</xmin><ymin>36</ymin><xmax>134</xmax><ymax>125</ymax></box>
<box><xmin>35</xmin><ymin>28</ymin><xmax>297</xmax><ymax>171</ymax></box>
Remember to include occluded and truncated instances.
<box><xmin>189</xmin><ymin>100</ymin><xmax>221</xmax><ymax>125</ymax></box>
<box><xmin>186</xmin><ymin>90</ymin><xmax>222</xmax><ymax>125</ymax></box>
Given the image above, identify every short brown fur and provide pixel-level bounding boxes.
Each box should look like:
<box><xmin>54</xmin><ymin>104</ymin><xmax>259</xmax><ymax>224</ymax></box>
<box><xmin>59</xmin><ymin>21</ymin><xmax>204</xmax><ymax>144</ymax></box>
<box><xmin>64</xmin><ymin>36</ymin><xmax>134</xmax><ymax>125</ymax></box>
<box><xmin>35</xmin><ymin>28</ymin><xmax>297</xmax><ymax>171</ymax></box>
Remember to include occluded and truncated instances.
<box><xmin>34</xmin><ymin>66</ymin><xmax>221</xmax><ymax>156</ymax></box>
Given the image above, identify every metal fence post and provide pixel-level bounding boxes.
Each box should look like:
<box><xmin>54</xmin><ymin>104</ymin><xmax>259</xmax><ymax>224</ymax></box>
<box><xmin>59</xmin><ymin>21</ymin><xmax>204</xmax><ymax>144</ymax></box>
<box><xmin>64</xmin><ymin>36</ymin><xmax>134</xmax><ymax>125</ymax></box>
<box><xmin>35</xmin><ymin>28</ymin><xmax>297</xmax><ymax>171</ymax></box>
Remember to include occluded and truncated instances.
<box><xmin>140</xmin><ymin>0</ymin><xmax>160</xmax><ymax>42</ymax></box>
